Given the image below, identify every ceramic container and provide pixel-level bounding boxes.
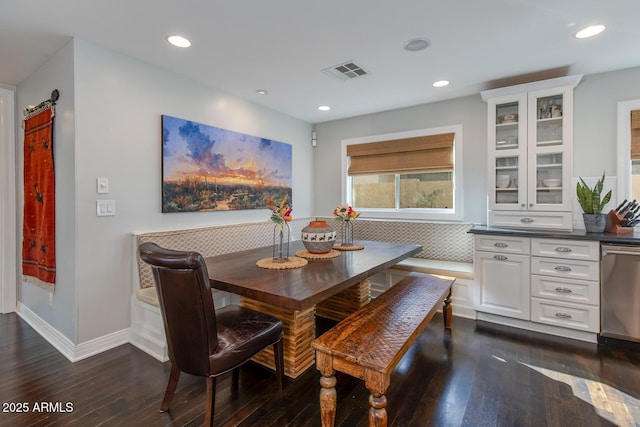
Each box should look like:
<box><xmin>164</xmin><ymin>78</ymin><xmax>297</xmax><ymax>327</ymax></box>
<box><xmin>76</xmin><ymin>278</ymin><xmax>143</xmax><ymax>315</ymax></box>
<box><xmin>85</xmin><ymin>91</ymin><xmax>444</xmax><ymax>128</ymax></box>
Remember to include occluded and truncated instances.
<box><xmin>301</xmin><ymin>220</ymin><xmax>336</xmax><ymax>253</ymax></box>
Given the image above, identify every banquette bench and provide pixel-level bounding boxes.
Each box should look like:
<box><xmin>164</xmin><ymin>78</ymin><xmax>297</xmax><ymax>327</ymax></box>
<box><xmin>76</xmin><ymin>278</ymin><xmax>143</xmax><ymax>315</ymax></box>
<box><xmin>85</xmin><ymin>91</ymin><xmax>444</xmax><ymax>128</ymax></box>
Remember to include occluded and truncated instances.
<box><xmin>130</xmin><ymin>218</ymin><xmax>475</xmax><ymax>361</ymax></box>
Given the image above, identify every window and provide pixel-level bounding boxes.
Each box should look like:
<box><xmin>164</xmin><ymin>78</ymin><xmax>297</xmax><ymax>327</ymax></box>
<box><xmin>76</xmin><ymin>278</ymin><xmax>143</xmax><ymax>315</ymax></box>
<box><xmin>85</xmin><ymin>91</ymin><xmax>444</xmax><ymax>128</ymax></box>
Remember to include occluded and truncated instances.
<box><xmin>617</xmin><ymin>100</ymin><xmax>640</xmax><ymax>202</ymax></box>
<box><xmin>342</xmin><ymin>125</ymin><xmax>463</xmax><ymax>221</ymax></box>
<box><xmin>631</xmin><ymin>110</ymin><xmax>640</xmax><ymax>201</ymax></box>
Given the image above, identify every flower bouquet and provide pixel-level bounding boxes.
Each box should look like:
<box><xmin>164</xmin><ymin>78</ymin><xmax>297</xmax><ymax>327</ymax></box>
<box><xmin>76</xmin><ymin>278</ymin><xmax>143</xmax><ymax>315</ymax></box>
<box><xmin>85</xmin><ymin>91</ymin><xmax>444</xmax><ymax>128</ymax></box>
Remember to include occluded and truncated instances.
<box><xmin>267</xmin><ymin>195</ymin><xmax>292</xmax><ymax>261</ymax></box>
<box><xmin>268</xmin><ymin>195</ymin><xmax>293</xmax><ymax>225</ymax></box>
<box><xmin>333</xmin><ymin>204</ymin><xmax>359</xmax><ymax>246</ymax></box>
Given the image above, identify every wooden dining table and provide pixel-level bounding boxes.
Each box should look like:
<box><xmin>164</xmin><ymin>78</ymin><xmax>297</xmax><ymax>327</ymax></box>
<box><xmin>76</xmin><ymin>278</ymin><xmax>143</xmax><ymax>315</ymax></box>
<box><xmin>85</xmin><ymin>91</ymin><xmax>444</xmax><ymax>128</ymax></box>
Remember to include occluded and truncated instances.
<box><xmin>204</xmin><ymin>240</ymin><xmax>421</xmax><ymax>378</ymax></box>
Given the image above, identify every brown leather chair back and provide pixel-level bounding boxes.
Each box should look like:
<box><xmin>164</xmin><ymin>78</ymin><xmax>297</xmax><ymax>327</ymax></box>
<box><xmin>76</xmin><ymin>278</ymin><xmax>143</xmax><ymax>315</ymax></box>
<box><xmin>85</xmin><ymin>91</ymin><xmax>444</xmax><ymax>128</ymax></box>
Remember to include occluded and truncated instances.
<box><xmin>138</xmin><ymin>242</ymin><xmax>218</xmax><ymax>377</ymax></box>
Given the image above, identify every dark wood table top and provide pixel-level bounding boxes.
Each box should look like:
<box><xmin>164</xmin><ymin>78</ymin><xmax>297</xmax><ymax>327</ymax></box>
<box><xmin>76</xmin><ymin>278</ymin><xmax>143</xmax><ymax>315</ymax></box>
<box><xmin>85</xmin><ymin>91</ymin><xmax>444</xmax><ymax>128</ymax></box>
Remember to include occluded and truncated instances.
<box><xmin>204</xmin><ymin>240</ymin><xmax>421</xmax><ymax>311</ymax></box>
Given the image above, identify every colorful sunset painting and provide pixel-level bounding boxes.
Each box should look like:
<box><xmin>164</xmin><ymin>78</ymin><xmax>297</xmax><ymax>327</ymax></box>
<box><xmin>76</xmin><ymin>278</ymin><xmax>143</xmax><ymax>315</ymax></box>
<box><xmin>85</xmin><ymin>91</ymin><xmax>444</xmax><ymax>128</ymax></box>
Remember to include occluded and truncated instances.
<box><xmin>161</xmin><ymin>115</ymin><xmax>292</xmax><ymax>212</ymax></box>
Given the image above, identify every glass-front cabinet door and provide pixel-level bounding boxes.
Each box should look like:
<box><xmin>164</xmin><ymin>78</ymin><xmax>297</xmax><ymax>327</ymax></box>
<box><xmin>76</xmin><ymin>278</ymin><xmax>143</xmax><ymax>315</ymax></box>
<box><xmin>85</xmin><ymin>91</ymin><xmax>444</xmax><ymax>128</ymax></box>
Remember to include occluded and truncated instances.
<box><xmin>482</xmin><ymin>75</ymin><xmax>580</xmax><ymax>230</ymax></box>
<box><xmin>527</xmin><ymin>87</ymin><xmax>572</xmax><ymax>211</ymax></box>
<box><xmin>488</xmin><ymin>94</ymin><xmax>527</xmax><ymax>210</ymax></box>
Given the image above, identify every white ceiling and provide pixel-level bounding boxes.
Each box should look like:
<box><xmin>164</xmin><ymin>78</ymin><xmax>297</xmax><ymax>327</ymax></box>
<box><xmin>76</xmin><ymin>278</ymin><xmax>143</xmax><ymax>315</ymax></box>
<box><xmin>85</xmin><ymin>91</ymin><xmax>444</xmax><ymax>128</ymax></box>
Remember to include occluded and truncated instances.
<box><xmin>1</xmin><ymin>0</ymin><xmax>639</xmax><ymax>124</ymax></box>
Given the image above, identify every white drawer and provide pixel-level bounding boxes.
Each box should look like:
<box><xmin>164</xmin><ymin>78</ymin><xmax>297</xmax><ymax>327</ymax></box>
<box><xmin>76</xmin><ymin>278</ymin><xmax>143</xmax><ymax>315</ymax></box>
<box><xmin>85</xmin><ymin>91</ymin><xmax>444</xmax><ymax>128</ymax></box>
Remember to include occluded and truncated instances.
<box><xmin>474</xmin><ymin>235</ymin><xmax>530</xmax><ymax>255</ymax></box>
<box><xmin>531</xmin><ymin>298</ymin><xmax>599</xmax><ymax>332</ymax></box>
<box><xmin>531</xmin><ymin>275</ymin><xmax>599</xmax><ymax>306</ymax></box>
<box><xmin>488</xmin><ymin>210</ymin><xmax>572</xmax><ymax>231</ymax></box>
<box><xmin>531</xmin><ymin>257</ymin><xmax>599</xmax><ymax>281</ymax></box>
<box><xmin>531</xmin><ymin>238</ymin><xmax>599</xmax><ymax>261</ymax></box>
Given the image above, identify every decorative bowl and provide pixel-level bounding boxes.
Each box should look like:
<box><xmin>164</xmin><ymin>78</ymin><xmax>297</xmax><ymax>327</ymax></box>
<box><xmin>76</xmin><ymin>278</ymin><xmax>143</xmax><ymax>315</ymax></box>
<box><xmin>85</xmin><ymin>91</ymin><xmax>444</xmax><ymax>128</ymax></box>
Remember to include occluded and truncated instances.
<box><xmin>542</xmin><ymin>178</ymin><xmax>561</xmax><ymax>188</ymax></box>
<box><xmin>301</xmin><ymin>220</ymin><xmax>336</xmax><ymax>253</ymax></box>
<box><xmin>496</xmin><ymin>175</ymin><xmax>511</xmax><ymax>188</ymax></box>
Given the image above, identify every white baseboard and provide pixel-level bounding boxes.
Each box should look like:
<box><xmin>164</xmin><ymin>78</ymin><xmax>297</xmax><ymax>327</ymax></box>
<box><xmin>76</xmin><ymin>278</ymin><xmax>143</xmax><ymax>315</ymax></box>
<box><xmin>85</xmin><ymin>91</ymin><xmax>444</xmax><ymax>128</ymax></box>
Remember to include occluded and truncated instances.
<box><xmin>16</xmin><ymin>302</ymin><xmax>130</xmax><ymax>362</ymax></box>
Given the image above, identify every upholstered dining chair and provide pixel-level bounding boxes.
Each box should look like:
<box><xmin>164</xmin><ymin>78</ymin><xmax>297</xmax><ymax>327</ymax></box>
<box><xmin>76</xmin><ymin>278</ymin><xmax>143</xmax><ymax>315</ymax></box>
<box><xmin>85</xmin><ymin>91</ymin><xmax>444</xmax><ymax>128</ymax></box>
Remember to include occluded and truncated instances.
<box><xmin>138</xmin><ymin>242</ymin><xmax>285</xmax><ymax>427</ymax></box>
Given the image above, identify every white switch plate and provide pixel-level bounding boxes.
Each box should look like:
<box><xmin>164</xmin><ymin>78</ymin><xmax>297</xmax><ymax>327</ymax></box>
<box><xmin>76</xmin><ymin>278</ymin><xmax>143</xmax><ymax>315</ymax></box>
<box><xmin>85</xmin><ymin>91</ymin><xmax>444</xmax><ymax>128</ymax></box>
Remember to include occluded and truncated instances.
<box><xmin>97</xmin><ymin>177</ymin><xmax>109</xmax><ymax>194</ymax></box>
<box><xmin>96</xmin><ymin>199</ymin><xmax>116</xmax><ymax>216</ymax></box>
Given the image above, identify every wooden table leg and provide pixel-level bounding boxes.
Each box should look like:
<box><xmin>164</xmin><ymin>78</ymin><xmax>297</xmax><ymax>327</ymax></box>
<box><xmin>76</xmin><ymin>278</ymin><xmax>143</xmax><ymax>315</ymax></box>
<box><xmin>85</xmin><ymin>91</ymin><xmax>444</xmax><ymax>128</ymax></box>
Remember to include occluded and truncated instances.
<box><xmin>240</xmin><ymin>296</ymin><xmax>316</xmax><ymax>379</ymax></box>
<box><xmin>443</xmin><ymin>287</ymin><xmax>453</xmax><ymax>330</ymax></box>
<box><xmin>315</xmin><ymin>279</ymin><xmax>371</xmax><ymax>321</ymax></box>
<box><xmin>316</xmin><ymin>352</ymin><xmax>336</xmax><ymax>427</ymax></box>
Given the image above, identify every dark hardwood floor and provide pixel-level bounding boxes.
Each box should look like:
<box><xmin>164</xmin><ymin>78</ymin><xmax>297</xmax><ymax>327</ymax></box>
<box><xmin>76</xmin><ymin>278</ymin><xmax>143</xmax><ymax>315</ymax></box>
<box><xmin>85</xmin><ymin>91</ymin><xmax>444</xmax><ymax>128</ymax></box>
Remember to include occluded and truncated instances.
<box><xmin>2</xmin><ymin>312</ymin><xmax>639</xmax><ymax>426</ymax></box>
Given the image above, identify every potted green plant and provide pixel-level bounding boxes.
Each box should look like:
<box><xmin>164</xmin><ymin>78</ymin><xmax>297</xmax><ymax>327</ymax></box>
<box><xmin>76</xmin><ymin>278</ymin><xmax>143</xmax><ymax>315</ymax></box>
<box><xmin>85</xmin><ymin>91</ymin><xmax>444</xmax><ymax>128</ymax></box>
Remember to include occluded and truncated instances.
<box><xmin>576</xmin><ymin>172</ymin><xmax>611</xmax><ymax>232</ymax></box>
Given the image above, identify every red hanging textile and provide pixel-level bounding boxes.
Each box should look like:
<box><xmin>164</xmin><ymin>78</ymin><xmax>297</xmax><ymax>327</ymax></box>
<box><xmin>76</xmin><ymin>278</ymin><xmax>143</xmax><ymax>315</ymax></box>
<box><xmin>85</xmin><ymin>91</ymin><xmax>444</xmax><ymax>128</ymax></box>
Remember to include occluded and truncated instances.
<box><xmin>22</xmin><ymin>106</ymin><xmax>56</xmax><ymax>291</ymax></box>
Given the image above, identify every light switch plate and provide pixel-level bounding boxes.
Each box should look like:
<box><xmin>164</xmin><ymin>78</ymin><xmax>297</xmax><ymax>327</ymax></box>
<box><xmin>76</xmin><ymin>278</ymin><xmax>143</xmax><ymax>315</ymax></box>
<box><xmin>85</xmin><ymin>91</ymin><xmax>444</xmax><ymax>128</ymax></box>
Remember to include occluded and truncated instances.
<box><xmin>97</xmin><ymin>177</ymin><xmax>109</xmax><ymax>194</ymax></box>
<box><xmin>96</xmin><ymin>199</ymin><xmax>116</xmax><ymax>216</ymax></box>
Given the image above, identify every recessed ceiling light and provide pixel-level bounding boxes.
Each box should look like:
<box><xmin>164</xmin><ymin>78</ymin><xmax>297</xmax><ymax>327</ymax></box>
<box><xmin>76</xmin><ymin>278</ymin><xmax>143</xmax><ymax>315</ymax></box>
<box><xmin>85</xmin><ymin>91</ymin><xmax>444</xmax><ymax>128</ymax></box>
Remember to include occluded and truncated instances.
<box><xmin>403</xmin><ymin>38</ymin><xmax>430</xmax><ymax>52</ymax></box>
<box><xmin>433</xmin><ymin>80</ymin><xmax>450</xmax><ymax>88</ymax></box>
<box><xmin>575</xmin><ymin>24</ymin><xmax>605</xmax><ymax>39</ymax></box>
<box><xmin>318</xmin><ymin>105</ymin><xmax>331</xmax><ymax>111</ymax></box>
<box><xmin>167</xmin><ymin>35</ymin><xmax>191</xmax><ymax>48</ymax></box>
<box><xmin>256</xmin><ymin>89</ymin><xmax>268</xmax><ymax>95</ymax></box>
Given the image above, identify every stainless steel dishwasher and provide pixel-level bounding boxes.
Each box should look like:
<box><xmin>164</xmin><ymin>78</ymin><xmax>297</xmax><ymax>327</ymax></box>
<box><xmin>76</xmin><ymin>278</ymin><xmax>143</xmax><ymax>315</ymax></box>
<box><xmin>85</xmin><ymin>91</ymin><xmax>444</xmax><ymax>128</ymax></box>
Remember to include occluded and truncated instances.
<box><xmin>601</xmin><ymin>243</ymin><xmax>640</xmax><ymax>343</ymax></box>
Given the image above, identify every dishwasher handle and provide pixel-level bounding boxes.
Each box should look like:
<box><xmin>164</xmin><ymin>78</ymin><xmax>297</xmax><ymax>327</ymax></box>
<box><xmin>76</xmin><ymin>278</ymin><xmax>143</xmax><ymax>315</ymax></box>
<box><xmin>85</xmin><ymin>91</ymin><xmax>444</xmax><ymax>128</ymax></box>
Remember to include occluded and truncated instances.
<box><xmin>602</xmin><ymin>244</ymin><xmax>640</xmax><ymax>257</ymax></box>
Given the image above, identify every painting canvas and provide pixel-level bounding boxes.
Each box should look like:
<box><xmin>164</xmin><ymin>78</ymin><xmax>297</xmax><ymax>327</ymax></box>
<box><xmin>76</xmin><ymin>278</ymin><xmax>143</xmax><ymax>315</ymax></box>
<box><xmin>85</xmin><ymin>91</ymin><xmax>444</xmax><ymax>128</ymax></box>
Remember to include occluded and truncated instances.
<box><xmin>161</xmin><ymin>115</ymin><xmax>292</xmax><ymax>212</ymax></box>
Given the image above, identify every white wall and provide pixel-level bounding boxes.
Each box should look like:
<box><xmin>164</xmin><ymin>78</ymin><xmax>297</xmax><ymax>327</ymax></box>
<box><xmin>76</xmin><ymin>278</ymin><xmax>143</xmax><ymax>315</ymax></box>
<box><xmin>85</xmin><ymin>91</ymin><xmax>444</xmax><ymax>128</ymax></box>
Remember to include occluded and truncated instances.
<box><xmin>313</xmin><ymin>67</ymin><xmax>640</xmax><ymax>225</ymax></box>
<box><xmin>0</xmin><ymin>85</ymin><xmax>17</xmax><ymax>314</ymax></box>
<box><xmin>17</xmin><ymin>39</ymin><xmax>313</xmax><ymax>345</ymax></box>
<box><xmin>17</xmin><ymin>41</ymin><xmax>77</xmax><ymax>341</ymax></box>
<box><xmin>573</xmin><ymin>67</ymin><xmax>640</xmax><ymax>178</ymax></box>
<box><xmin>313</xmin><ymin>94</ymin><xmax>487</xmax><ymax>224</ymax></box>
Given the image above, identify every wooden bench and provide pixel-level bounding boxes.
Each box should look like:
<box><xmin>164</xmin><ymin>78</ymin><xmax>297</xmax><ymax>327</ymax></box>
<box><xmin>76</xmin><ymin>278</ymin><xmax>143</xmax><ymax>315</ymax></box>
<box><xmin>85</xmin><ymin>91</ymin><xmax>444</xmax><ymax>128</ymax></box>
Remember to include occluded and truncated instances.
<box><xmin>311</xmin><ymin>272</ymin><xmax>455</xmax><ymax>427</ymax></box>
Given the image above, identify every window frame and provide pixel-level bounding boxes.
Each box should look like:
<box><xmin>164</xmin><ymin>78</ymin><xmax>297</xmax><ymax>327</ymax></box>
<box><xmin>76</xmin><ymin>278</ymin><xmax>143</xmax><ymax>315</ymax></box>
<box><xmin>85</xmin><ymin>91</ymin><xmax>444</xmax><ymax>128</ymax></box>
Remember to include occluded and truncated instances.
<box><xmin>617</xmin><ymin>99</ymin><xmax>640</xmax><ymax>201</ymax></box>
<box><xmin>341</xmin><ymin>124</ymin><xmax>464</xmax><ymax>221</ymax></box>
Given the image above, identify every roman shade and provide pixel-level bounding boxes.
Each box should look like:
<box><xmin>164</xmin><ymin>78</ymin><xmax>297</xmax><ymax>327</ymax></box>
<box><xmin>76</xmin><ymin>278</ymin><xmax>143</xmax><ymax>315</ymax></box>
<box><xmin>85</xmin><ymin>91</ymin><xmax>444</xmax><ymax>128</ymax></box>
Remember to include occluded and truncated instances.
<box><xmin>347</xmin><ymin>133</ymin><xmax>455</xmax><ymax>175</ymax></box>
<box><xmin>631</xmin><ymin>110</ymin><xmax>640</xmax><ymax>160</ymax></box>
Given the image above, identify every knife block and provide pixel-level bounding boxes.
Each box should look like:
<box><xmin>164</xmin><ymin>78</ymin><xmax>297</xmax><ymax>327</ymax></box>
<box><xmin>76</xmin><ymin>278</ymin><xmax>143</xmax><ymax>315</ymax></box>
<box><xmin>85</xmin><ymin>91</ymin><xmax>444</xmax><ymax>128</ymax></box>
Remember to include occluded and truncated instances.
<box><xmin>604</xmin><ymin>210</ymin><xmax>634</xmax><ymax>234</ymax></box>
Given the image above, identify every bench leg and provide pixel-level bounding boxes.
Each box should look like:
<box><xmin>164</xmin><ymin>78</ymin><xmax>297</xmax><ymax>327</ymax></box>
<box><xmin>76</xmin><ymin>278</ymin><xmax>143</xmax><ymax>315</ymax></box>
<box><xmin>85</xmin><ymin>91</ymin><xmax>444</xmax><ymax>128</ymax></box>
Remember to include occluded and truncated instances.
<box><xmin>368</xmin><ymin>393</ymin><xmax>388</xmax><ymax>427</ymax></box>
<box><xmin>443</xmin><ymin>287</ymin><xmax>453</xmax><ymax>330</ymax></box>
<box><xmin>319</xmin><ymin>374</ymin><xmax>337</xmax><ymax>427</ymax></box>
<box><xmin>365</xmin><ymin>370</ymin><xmax>390</xmax><ymax>427</ymax></box>
<box><xmin>316</xmin><ymin>352</ymin><xmax>336</xmax><ymax>427</ymax></box>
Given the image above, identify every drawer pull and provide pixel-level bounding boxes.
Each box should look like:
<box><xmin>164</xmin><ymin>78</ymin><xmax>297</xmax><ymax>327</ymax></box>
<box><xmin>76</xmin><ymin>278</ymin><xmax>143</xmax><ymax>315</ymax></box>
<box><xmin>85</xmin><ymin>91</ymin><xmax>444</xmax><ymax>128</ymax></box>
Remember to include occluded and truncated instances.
<box><xmin>494</xmin><ymin>242</ymin><xmax>508</xmax><ymax>248</ymax></box>
<box><xmin>555</xmin><ymin>247</ymin><xmax>572</xmax><ymax>253</ymax></box>
<box><xmin>554</xmin><ymin>265</ymin><xmax>572</xmax><ymax>272</ymax></box>
<box><xmin>554</xmin><ymin>287</ymin><xmax>573</xmax><ymax>293</ymax></box>
<box><xmin>555</xmin><ymin>312</ymin><xmax>573</xmax><ymax>319</ymax></box>
<box><xmin>493</xmin><ymin>255</ymin><xmax>508</xmax><ymax>261</ymax></box>
<box><xmin>520</xmin><ymin>218</ymin><xmax>534</xmax><ymax>223</ymax></box>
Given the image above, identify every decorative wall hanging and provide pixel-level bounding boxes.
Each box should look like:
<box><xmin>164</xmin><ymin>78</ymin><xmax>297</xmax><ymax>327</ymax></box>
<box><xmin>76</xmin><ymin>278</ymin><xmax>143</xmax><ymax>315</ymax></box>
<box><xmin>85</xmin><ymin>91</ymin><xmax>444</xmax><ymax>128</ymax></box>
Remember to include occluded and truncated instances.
<box><xmin>161</xmin><ymin>115</ymin><xmax>293</xmax><ymax>213</ymax></box>
<box><xmin>22</xmin><ymin>89</ymin><xmax>59</xmax><ymax>291</ymax></box>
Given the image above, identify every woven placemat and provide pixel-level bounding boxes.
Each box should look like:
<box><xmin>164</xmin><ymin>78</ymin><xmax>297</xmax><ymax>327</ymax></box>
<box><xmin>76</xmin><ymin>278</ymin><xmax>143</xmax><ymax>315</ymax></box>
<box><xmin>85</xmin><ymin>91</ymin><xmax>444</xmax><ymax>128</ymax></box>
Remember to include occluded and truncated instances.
<box><xmin>256</xmin><ymin>256</ymin><xmax>308</xmax><ymax>270</ymax></box>
<box><xmin>333</xmin><ymin>243</ymin><xmax>365</xmax><ymax>251</ymax></box>
<box><xmin>295</xmin><ymin>249</ymin><xmax>341</xmax><ymax>260</ymax></box>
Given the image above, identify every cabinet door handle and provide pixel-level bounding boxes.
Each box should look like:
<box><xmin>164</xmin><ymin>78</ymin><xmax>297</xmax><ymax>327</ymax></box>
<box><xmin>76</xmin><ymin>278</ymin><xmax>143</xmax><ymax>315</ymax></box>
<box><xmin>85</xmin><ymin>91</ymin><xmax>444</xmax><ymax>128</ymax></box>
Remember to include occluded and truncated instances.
<box><xmin>493</xmin><ymin>255</ymin><xmax>508</xmax><ymax>261</ymax></box>
<box><xmin>520</xmin><ymin>218</ymin><xmax>534</xmax><ymax>223</ymax></box>
<box><xmin>555</xmin><ymin>312</ymin><xmax>573</xmax><ymax>319</ymax></box>
<box><xmin>554</xmin><ymin>287</ymin><xmax>573</xmax><ymax>293</ymax></box>
<box><xmin>494</xmin><ymin>242</ymin><xmax>508</xmax><ymax>248</ymax></box>
<box><xmin>554</xmin><ymin>265</ymin><xmax>572</xmax><ymax>272</ymax></box>
<box><xmin>555</xmin><ymin>247</ymin><xmax>572</xmax><ymax>253</ymax></box>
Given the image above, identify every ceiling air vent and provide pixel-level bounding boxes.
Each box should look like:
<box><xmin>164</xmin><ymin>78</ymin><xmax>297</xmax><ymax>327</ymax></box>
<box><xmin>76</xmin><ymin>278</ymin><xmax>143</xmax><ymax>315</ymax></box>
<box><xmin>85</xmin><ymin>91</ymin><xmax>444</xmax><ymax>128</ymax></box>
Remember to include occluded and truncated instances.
<box><xmin>322</xmin><ymin>61</ymin><xmax>369</xmax><ymax>81</ymax></box>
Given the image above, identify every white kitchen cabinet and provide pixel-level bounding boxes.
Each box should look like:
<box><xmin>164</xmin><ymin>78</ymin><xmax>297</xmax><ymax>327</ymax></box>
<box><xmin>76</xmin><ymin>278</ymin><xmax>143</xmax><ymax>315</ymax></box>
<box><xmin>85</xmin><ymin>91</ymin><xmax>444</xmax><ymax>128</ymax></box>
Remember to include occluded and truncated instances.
<box><xmin>530</xmin><ymin>238</ymin><xmax>599</xmax><ymax>332</ymax></box>
<box><xmin>474</xmin><ymin>235</ymin><xmax>530</xmax><ymax>320</ymax></box>
<box><xmin>481</xmin><ymin>75</ymin><xmax>582</xmax><ymax>230</ymax></box>
<box><xmin>473</xmin><ymin>233</ymin><xmax>601</xmax><ymax>337</ymax></box>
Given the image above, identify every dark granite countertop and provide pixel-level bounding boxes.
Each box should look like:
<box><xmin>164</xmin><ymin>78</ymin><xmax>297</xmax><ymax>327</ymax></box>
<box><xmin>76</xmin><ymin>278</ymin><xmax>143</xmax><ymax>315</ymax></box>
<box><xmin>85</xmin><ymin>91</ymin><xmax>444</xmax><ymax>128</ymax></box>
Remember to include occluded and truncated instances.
<box><xmin>469</xmin><ymin>225</ymin><xmax>640</xmax><ymax>245</ymax></box>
